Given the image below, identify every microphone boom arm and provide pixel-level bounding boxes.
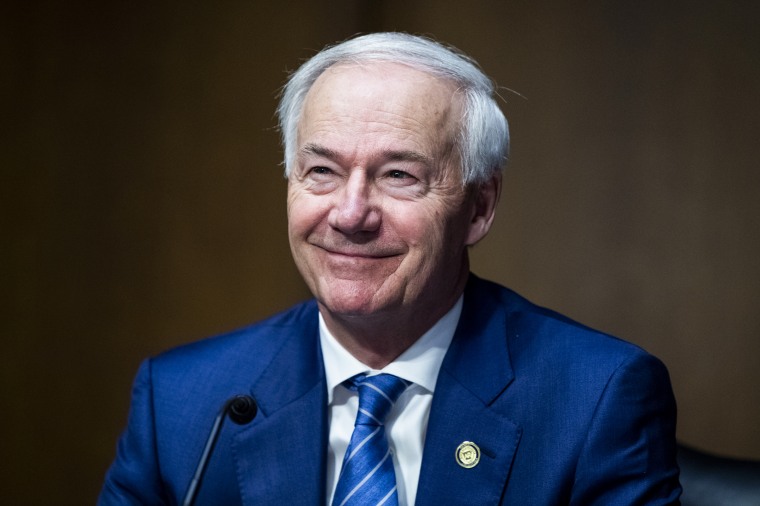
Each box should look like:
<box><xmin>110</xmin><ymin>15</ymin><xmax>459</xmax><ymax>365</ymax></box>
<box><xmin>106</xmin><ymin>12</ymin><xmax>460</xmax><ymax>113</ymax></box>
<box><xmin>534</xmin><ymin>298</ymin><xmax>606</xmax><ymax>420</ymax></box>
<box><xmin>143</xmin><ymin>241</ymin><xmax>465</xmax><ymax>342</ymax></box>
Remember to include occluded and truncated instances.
<box><xmin>182</xmin><ymin>395</ymin><xmax>257</xmax><ymax>506</ymax></box>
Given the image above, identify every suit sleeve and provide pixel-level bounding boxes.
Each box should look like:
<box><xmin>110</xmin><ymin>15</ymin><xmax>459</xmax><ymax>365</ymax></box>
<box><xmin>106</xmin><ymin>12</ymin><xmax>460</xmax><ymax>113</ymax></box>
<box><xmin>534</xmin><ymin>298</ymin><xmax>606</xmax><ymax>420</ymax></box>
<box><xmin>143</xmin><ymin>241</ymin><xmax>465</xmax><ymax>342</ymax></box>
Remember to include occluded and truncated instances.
<box><xmin>98</xmin><ymin>359</ymin><xmax>169</xmax><ymax>505</ymax></box>
<box><xmin>570</xmin><ymin>352</ymin><xmax>682</xmax><ymax>505</ymax></box>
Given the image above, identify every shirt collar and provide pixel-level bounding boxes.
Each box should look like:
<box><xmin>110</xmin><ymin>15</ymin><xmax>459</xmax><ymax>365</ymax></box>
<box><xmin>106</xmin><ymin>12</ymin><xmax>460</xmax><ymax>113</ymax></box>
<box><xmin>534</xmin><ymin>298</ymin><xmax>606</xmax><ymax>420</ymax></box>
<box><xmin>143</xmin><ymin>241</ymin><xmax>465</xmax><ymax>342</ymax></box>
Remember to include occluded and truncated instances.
<box><xmin>320</xmin><ymin>295</ymin><xmax>463</xmax><ymax>404</ymax></box>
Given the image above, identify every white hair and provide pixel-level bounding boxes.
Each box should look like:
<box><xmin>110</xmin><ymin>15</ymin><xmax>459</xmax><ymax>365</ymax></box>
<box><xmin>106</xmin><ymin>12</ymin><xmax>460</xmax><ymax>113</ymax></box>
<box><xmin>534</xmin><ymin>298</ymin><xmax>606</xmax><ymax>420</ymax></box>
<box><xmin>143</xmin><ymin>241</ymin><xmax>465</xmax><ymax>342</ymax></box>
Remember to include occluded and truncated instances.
<box><xmin>276</xmin><ymin>32</ymin><xmax>509</xmax><ymax>186</ymax></box>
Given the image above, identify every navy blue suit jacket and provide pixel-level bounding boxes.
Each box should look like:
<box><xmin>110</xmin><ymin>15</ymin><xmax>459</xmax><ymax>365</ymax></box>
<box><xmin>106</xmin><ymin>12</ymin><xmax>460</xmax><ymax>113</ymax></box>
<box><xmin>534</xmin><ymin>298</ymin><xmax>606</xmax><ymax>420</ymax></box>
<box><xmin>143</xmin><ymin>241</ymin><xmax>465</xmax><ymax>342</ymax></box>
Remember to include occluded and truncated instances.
<box><xmin>100</xmin><ymin>275</ymin><xmax>681</xmax><ymax>504</ymax></box>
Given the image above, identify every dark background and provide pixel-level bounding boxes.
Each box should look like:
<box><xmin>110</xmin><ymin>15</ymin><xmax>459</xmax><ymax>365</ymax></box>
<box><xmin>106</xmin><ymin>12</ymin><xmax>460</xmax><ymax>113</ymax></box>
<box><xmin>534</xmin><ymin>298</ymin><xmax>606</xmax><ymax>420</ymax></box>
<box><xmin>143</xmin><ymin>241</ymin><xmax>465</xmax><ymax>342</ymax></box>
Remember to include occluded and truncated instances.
<box><xmin>3</xmin><ymin>1</ymin><xmax>759</xmax><ymax>503</ymax></box>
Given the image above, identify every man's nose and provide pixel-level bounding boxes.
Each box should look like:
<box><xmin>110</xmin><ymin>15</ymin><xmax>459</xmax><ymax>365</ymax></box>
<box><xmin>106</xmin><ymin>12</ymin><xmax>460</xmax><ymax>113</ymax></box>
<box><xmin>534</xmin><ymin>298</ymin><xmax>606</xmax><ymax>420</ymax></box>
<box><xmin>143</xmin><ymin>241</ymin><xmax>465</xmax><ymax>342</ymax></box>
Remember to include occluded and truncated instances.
<box><xmin>328</xmin><ymin>171</ymin><xmax>381</xmax><ymax>234</ymax></box>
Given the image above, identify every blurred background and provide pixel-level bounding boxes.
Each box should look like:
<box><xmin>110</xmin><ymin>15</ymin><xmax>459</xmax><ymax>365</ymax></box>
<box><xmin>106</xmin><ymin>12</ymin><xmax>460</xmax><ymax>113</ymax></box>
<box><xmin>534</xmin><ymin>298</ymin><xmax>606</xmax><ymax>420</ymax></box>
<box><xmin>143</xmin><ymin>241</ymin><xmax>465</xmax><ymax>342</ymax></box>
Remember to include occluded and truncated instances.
<box><xmin>3</xmin><ymin>1</ymin><xmax>759</xmax><ymax>503</ymax></box>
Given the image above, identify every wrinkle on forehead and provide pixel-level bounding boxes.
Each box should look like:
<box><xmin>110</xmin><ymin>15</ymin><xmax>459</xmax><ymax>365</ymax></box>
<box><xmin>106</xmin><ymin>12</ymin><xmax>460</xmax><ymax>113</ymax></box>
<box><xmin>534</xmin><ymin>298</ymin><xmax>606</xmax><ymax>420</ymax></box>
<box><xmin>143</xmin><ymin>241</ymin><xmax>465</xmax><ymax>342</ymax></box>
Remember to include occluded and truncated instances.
<box><xmin>297</xmin><ymin>62</ymin><xmax>464</xmax><ymax>170</ymax></box>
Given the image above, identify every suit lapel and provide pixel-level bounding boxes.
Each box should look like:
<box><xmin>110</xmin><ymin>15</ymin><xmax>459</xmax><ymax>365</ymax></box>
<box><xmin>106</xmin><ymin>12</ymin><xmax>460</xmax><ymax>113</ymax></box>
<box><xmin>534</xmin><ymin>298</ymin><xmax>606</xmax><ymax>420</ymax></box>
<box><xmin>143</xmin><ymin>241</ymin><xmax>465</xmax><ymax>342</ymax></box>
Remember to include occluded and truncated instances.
<box><xmin>232</xmin><ymin>311</ymin><xmax>328</xmax><ymax>506</ymax></box>
<box><xmin>416</xmin><ymin>277</ymin><xmax>522</xmax><ymax>506</ymax></box>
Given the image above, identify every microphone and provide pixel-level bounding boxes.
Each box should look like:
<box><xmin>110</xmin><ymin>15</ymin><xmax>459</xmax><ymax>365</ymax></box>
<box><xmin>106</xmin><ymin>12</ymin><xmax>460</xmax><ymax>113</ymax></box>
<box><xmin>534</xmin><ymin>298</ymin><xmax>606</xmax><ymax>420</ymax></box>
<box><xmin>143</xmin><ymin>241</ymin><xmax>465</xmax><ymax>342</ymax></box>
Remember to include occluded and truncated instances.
<box><xmin>182</xmin><ymin>395</ymin><xmax>258</xmax><ymax>506</ymax></box>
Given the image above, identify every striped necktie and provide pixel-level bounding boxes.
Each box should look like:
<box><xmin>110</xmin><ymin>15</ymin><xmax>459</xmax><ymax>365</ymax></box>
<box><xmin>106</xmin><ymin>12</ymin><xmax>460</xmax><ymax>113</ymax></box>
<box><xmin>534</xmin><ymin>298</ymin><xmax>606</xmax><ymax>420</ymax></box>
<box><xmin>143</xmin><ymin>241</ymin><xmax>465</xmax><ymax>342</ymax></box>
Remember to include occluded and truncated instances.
<box><xmin>332</xmin><ymin>373</ymin><xmax>409</xmax><ymax>506</ymax></box>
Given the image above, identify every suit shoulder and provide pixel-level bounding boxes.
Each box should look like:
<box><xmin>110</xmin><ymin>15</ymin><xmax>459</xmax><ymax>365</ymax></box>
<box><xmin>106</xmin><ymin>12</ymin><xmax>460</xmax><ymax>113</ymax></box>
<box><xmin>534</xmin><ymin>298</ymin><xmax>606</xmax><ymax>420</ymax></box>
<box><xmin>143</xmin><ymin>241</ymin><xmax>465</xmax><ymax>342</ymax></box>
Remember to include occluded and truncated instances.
<box><xmin>149</xmin><ymin>299</ymin><xmax>318</xmax><ymax>380</ymax></box>
<box><xmin>469</xmin><ymin>275</ymin><xmax>661</xmax><ymax>371</ymax></box>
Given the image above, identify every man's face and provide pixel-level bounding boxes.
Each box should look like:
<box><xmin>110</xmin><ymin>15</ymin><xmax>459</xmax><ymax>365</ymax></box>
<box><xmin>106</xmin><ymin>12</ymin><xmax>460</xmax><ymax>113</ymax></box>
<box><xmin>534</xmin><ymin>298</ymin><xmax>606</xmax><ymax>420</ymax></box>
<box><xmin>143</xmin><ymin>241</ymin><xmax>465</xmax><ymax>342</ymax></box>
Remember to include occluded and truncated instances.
<box><xmin>287</xmin><ymin>62</ymin><xmax>493</xmax><ymax>325</ymax></box>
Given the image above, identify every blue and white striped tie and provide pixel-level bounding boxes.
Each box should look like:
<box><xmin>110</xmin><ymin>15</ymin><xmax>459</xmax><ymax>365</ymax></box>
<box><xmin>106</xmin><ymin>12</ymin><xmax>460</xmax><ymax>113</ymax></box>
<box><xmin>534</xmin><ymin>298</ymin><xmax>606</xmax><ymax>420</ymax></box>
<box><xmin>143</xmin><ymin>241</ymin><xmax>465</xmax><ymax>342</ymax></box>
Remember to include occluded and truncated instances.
<box><xmin>332</xmin><ymin>373</ymin><xmax>409</xmax><ymax>506</ymax></box>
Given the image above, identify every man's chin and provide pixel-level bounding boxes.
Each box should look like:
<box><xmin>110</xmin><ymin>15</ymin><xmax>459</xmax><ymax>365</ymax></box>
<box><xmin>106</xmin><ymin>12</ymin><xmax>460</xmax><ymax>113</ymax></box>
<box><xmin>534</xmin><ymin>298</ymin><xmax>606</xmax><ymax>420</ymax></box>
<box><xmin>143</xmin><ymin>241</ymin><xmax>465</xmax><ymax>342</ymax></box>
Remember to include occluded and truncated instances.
<box><xmin>317</xmin><ymin>297</ymin><xmax>387</xmax><ymax>319</ymax></box>
<box><xmin>315</xmin><ymin>285</ymin><xmax>399</xmax><ymax>320</ymax></box>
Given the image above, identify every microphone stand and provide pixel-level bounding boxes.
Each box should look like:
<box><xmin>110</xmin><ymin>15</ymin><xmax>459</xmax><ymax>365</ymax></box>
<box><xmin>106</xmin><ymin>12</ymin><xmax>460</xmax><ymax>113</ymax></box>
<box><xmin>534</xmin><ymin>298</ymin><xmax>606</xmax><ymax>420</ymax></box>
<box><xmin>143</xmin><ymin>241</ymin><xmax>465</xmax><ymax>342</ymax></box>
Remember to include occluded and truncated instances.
<box><xmin>182</xmin><ymin>395</ymin><xmax>257</xmax><ymax>506</ymax></box>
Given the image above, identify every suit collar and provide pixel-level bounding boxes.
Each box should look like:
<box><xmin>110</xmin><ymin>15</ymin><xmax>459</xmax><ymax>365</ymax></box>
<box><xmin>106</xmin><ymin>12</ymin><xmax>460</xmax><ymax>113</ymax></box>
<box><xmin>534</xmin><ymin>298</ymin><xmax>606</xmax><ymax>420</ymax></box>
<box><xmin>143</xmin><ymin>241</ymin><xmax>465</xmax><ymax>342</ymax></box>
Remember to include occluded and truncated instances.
<box><xmin>442</xmin><ymin>275</ymin><xmax>515</xmax><ymax>403</ymax></box>
<box><xmin>417</xmin><ymin>275</ymin><xmax>522</xmax><ymax>505</ymax></box>
<box><xmin>232</xmin><ymin>303</ymin><xmax>329</xmax><ymax>505</ymax></box>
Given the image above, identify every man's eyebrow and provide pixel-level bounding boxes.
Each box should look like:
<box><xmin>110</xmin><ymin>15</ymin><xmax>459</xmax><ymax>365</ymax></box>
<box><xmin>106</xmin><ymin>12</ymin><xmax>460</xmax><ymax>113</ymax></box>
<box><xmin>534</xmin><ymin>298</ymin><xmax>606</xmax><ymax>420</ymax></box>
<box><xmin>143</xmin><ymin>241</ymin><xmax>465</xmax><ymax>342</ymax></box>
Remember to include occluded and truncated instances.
<box><xmin>299</xmin><ymin>143</ymin><xmax>340</xmax><ymax>160</ymax></box>
<box><xmin>380</xmin><ymin>149</ymin><xmax>433</xmax><ymax>167</ymax></box>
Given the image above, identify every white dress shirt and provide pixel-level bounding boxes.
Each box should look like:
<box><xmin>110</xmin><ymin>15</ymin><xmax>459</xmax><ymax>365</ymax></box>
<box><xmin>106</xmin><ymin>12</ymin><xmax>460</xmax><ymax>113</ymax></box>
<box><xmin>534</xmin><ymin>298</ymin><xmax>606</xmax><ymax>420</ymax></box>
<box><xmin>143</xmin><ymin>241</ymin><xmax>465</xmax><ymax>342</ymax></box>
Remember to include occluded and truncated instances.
<box><xmin>320</xmin><ymin>296</ymin><xmax>462</xmax><ymax>506</ymax></box>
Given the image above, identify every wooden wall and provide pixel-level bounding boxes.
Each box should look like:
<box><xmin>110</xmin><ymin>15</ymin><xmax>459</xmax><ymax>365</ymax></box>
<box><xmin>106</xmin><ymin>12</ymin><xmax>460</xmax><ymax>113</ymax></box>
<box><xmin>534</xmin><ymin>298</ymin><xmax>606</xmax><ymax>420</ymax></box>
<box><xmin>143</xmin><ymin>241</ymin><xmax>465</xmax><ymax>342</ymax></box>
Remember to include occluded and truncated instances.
<box><xmin>3</xmin><ymin>1</ymin><xmax>759</xmax><ymax>503</ymax></box>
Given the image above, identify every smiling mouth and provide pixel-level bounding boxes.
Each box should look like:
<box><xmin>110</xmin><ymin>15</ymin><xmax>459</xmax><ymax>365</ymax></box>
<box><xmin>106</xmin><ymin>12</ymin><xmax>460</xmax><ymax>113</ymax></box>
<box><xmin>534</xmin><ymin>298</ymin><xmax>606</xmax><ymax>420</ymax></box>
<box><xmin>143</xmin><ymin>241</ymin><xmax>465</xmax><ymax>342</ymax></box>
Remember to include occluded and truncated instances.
<box><xmin>322</xmin><ymin>248</ymin><xmax>399</xmax><ymax>259</ymax></box>
<box><xmin>314</xmin><ymin>243</ymin><xmax>401</xmax><ymax>259</ymax></box>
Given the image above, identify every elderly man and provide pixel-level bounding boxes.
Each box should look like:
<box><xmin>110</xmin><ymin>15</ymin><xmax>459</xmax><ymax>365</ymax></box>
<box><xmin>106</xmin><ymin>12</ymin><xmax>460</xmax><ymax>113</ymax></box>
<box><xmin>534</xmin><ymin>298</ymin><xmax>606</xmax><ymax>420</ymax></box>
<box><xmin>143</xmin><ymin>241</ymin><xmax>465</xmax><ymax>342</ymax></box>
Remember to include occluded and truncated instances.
<box><xmin>100</xmin><ymin>33</ymin><xmax>681</xmax><ymax>505</ymax></box>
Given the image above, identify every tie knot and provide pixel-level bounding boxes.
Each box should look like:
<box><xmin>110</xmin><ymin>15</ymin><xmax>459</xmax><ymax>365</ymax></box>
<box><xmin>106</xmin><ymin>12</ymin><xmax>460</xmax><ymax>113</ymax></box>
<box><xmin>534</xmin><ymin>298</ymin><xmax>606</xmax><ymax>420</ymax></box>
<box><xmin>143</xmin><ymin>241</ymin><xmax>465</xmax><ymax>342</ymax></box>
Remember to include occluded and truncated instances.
<box><xmin>348</xmin><ymin>373</ymin><xmax>409</xmax><ymax>427</ymax></box>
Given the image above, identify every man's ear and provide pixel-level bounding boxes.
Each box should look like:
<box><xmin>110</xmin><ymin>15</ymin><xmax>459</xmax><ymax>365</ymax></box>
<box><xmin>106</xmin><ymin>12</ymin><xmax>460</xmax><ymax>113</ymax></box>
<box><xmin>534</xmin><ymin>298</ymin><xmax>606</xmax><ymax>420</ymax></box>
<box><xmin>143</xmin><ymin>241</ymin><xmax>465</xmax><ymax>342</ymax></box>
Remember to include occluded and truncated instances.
<box><xmin>465</xmin><ymin>172</ymin><xmax>502</xmax><ymax>246</ymax></box>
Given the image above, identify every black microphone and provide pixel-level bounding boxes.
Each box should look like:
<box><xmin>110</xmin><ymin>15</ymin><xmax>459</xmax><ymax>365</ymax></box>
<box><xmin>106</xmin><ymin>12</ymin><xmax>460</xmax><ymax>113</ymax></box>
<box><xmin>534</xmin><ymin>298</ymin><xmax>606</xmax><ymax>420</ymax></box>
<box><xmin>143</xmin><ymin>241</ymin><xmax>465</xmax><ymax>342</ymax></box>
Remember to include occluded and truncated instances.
<box><xmin>182</xmin><ymin>395</ymin><xmax>258</xmax><ymax>506</ymax></box>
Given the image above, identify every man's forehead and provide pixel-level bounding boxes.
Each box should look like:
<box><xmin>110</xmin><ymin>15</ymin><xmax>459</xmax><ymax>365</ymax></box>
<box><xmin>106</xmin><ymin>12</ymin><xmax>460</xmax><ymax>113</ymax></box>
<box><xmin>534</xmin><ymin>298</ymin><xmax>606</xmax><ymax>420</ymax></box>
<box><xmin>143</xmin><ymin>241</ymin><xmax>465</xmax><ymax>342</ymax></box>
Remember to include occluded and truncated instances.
<box><xmin>306</xmin><ymin>61</ymin><xmax>460</xmax><ymax>109</ymax></box>
<box><xmin>299</xmin><ymin>63</ymin><xmax>461</xmax><ymax>137</ymax></box>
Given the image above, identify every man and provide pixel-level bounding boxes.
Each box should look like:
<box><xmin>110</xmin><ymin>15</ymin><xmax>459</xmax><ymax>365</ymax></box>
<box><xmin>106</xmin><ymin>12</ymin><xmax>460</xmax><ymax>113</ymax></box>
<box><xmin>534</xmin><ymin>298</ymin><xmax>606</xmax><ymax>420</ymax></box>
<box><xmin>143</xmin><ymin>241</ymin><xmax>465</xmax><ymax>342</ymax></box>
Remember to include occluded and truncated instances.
<box><xmin>100</xmin><ymin>33</ymin><xmax>681</xmax><ymax>505</ymax></box>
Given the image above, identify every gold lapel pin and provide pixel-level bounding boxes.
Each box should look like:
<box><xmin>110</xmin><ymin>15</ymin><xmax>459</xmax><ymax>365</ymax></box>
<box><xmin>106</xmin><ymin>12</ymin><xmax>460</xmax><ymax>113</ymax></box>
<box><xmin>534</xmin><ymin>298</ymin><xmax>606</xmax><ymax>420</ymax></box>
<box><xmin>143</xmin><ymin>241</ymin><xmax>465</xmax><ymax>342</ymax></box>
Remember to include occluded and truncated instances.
<box><xmin>455</xmin><ymin>441</ymin><xmax>481</xmax><ymax>468</ymax></box>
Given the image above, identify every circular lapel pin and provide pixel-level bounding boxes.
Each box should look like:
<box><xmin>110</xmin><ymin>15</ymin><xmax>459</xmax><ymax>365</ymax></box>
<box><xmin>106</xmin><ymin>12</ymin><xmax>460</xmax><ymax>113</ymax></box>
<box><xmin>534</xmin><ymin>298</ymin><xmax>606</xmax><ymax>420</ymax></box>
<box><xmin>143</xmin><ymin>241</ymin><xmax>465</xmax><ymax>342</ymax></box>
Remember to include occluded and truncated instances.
<box><xmin>455</xmin><ymin>441</ymin><xmax>481</xmax><ymax>468</ymax></box>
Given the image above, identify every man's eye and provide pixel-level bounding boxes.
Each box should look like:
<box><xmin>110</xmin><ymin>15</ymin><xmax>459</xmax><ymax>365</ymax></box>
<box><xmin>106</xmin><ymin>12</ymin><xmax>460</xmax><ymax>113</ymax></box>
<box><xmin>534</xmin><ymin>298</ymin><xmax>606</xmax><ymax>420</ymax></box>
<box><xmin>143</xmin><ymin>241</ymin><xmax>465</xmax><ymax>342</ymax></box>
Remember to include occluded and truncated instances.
<box><xmin>388</xmin><ymin>170</ymin><xmax>411</xmax><ymax>179</ymax></box>
<box><xmin>311</xmin><ymin>166</ymin><xmax>332</xmax><ymax>175</ymax></box>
